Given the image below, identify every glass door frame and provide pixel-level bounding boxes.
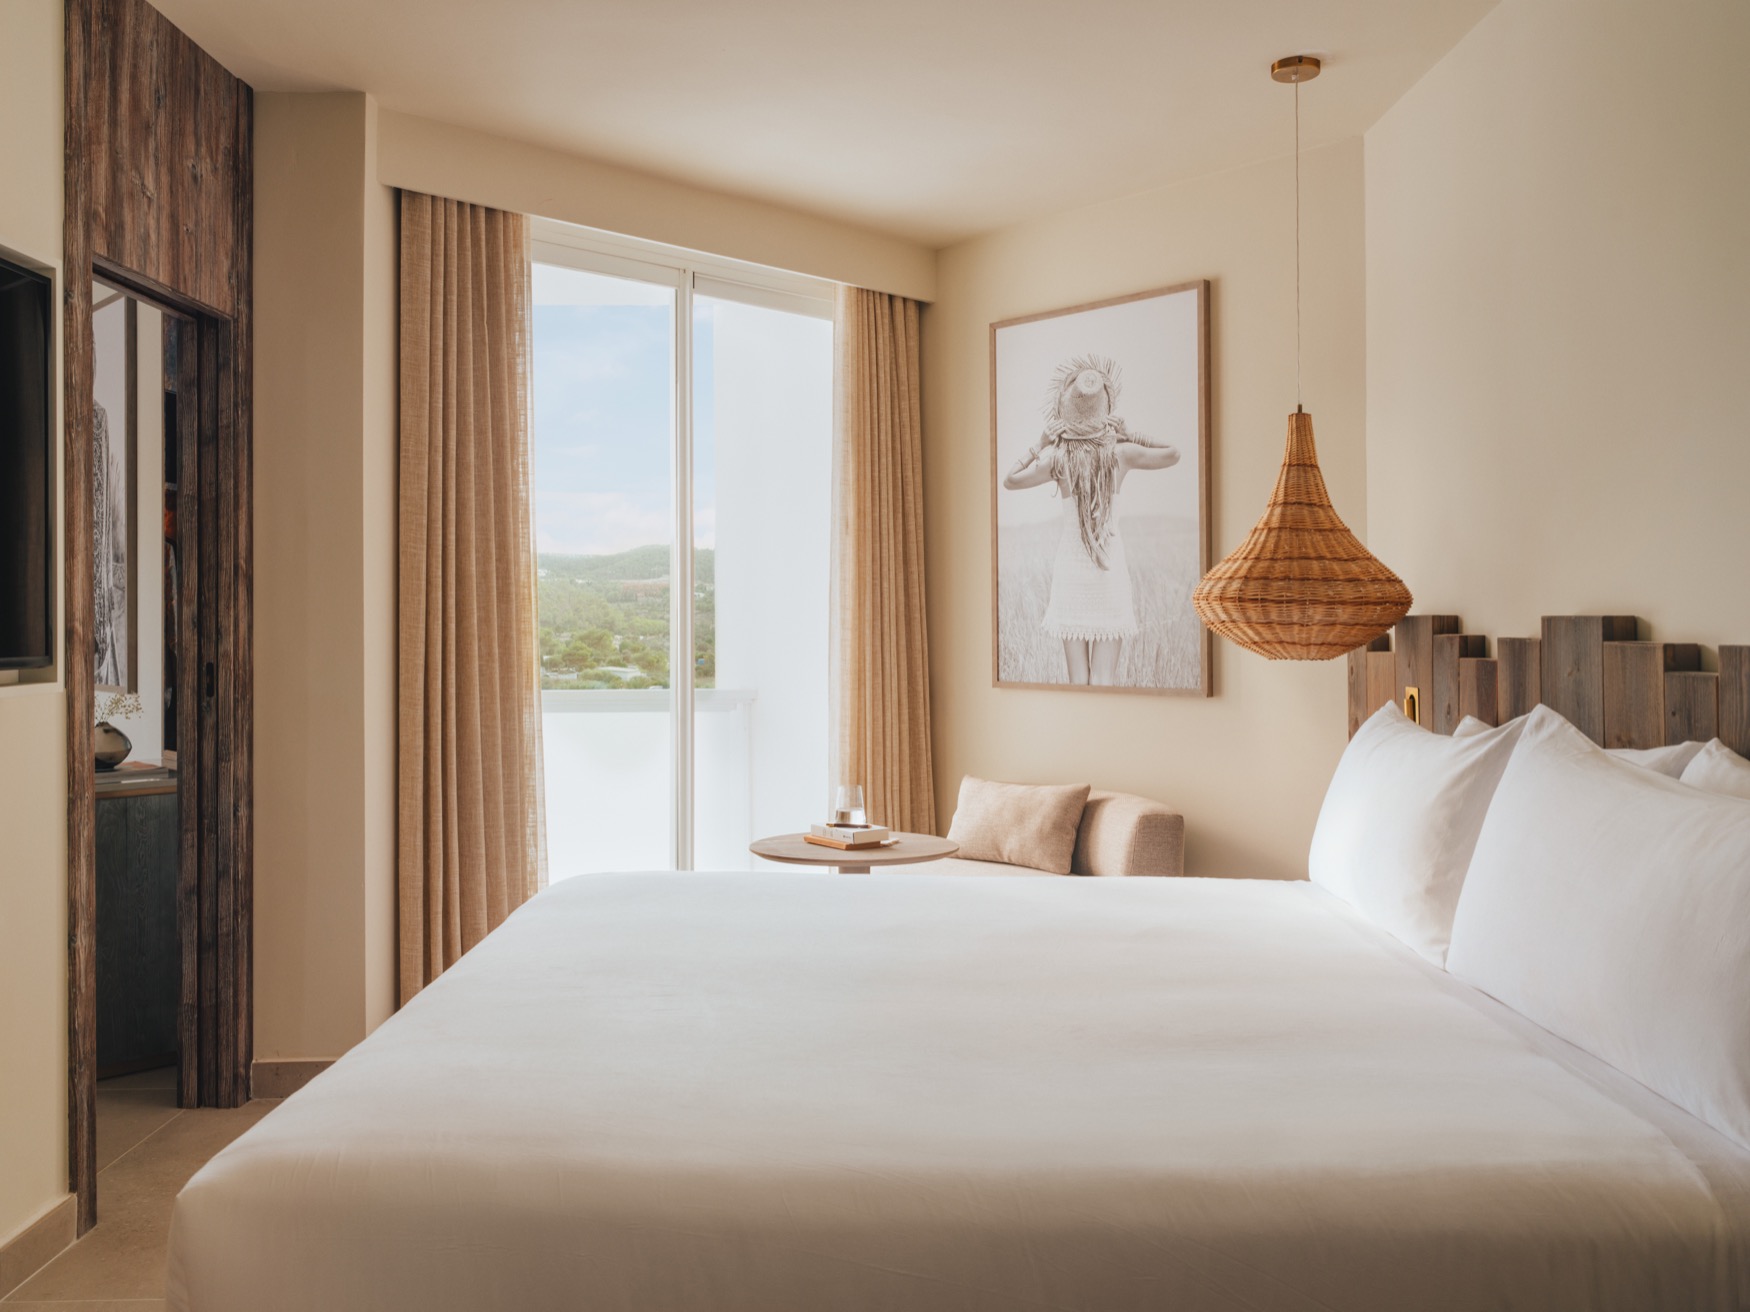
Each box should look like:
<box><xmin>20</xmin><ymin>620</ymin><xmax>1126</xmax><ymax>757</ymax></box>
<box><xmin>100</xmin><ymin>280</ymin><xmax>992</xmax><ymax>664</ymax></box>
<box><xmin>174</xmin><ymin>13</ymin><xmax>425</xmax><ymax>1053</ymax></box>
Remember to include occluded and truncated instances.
<box><xmin>530</xmin><ymin>219</ymin><xmax>834</xmax><ymax>870</ymax></box>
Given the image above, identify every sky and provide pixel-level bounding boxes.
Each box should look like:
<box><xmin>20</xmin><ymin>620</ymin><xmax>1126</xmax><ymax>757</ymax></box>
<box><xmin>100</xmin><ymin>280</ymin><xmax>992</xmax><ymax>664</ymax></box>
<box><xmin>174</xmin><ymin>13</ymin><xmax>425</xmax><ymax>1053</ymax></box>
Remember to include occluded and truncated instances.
<box><xmin>531</xmin><ymin>263</ymin><xmax>717</xmax><ymax>558</ymax></box>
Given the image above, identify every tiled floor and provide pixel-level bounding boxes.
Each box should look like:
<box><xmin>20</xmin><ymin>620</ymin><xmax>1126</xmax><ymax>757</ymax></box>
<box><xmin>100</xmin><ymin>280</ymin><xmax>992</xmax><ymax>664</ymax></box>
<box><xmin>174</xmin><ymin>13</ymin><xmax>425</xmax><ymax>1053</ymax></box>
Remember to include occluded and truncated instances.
<box><xmin>3</xmin><ymin>1071</ymin><xmax>278</xmax><ymax>1310</ymax></box>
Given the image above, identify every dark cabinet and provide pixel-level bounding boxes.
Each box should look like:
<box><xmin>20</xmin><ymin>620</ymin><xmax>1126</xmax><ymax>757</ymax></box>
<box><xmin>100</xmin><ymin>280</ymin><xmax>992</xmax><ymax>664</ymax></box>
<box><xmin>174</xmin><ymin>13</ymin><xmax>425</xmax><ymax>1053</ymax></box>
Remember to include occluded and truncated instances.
<box><xmin>95</xmin><ymin>787</ymin><xmax>179</xmax><ymax>1075</ymax></box>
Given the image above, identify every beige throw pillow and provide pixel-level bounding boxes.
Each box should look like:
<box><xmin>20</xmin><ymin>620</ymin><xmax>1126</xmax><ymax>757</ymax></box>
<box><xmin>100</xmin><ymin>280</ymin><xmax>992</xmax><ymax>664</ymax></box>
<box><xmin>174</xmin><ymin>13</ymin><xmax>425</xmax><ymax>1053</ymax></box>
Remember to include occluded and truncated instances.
<box><xmin>946</xmin><ymin>776</ymin><xmax>1091</xmax><ymax>874</ymax></box>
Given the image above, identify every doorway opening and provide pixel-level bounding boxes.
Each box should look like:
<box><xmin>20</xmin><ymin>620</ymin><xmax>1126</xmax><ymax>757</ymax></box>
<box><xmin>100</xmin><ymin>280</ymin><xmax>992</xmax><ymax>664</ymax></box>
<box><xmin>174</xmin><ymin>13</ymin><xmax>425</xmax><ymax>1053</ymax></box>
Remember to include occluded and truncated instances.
<box><xmin>88</xmin><ymin>279</ymin><xmax>184</xmax><ymax>1196</ymax></box>
<box><xmin>68</xmin><ymin>262</ymin><xmax>253</xmax><ymax>1233</ymax></box>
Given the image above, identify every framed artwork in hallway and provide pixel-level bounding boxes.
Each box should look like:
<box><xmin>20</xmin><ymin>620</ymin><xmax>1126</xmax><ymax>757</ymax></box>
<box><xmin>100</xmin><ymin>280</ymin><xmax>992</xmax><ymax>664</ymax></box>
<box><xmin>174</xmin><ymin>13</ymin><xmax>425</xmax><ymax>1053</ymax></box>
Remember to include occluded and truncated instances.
<box><xmin>990</xmin><ymin>282</ymin><xmax>1210</xmax><ymax>694</ymax></box>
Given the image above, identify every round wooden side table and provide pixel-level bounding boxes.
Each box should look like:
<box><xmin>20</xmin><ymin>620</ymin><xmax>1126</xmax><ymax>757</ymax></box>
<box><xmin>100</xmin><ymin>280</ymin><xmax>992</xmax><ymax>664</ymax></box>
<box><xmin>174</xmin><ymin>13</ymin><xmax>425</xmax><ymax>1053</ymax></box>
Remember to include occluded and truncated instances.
<box><xmin>749</xmin><ymin>832</ymin><xmax>959</xmax><ymax>875</ymax></box>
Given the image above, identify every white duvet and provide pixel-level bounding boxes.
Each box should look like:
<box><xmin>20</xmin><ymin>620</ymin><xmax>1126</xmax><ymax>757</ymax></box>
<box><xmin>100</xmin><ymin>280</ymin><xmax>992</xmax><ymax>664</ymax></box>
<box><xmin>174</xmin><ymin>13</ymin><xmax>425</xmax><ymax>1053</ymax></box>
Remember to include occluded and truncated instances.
<box><xmin>168</xmin><ymin>872</ymin><xmax>1750</xmax><ymax>1311</ymax></box>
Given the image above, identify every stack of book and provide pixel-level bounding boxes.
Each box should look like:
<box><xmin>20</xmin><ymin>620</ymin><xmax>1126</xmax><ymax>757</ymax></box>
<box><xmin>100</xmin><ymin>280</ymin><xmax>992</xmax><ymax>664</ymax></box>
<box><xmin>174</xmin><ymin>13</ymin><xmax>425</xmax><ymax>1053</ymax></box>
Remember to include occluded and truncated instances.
<box><xmin>804</xmin><ymin>823</ymin><xmax>892</xmax><ymax>851</ymax></box>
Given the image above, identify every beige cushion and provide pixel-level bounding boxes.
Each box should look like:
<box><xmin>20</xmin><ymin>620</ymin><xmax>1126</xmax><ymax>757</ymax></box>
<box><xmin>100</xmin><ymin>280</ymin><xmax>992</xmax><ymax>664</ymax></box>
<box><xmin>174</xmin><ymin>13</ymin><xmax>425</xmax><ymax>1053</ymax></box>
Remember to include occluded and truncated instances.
<box><xmin>945</xmin><ymin>776</ymin><xmax>1091</xmax><ymax>875</ymax></box>
<box><xmin>1073</xmin><ymin>790</ymin><xmax>1185</xmax><ymax>876</ymax></box>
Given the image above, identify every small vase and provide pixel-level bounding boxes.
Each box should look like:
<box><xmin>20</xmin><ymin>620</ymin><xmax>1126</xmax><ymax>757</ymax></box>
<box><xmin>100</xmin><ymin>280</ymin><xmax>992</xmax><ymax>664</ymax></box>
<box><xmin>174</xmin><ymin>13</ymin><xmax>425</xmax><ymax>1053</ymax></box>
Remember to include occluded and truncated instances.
<box><xmin>94</xmin><ymin>721</ymin><xmax>132</xmax><ymax>771</ymax></box>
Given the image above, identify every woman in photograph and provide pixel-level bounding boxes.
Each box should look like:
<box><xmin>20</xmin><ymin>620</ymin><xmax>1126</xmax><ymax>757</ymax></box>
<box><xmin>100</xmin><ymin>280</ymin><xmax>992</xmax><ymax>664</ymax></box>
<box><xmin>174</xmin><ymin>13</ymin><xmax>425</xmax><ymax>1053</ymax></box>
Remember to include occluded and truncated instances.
<box><xmin>1002</xmin><ymin>356</ymin><xmax>1179</xmax><ymax>685</ymax></box>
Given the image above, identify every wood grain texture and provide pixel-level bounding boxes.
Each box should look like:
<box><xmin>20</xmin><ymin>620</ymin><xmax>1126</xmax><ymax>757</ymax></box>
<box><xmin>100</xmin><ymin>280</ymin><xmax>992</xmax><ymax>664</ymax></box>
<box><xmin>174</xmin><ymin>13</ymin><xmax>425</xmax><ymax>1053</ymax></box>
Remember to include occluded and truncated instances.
<box><xmin>82</xmin><ymin>0</ymin><xmax>242</xmax><ymax>317</ymax></box>
<box><xmin>1346</xmin><ymin>634</ymin><xmax>1390</xmax><ymax>737</ymax></box>
<box><xmin>1346</xmin><ymin>649</ymin><xmax>1367</xmax><ymax>739</ymax></box>
<box><xmin>63</xmin><ymin>0</ymin><xmax>98</xmax><ymax>1232</ymax></box>
<box><xmin>1353</xmin><ymin>621</ymin><xmax>1749</xmax><ymax>750</ymax></box>
<box><xmin>1390</xmin><ymin>616</ymin><xmax>1460</xmax><ymax>726</ymax></box>
<box><xmin>1722</xmin><ymin>647</ymin><xmax>1750</xmax><ymax>758</ymax></box>
<box><xmin>66</xmin><ymin>0</ymin><xmax>253</xmax><ymax>1232</ymax></box>
<box><xmin>196</xmin><ymin>321</ymin><xmax>220</xmax><ymax>1106</ymax></box>
<box><xmin>173</xmin><ymin>316</ymin><xmax>200</xmax><ymax>1111</ymax></box>
<box><xmin>1602</xmin><ymin>642</ymin><xmax>1699</xmax><ymax>750</ymax></box>
<box><xmin>95</xmin><ymin>790</ymin><xmax>180</xmax><ymax>1074</ymax></box>
<box><xmin>1365</xmin><ymin>651</ymin><xmax>1395</xmax><ymax>724</ymax></box>
<box><xmin>1458</xmin><ymin>657</ymin><xmax>1500</xmax><ymax>727</ymax></box>
<box><xmin>229</xmin><ymin>96</ymin><xmax>255</xmax><ymax>1098</ymax></box>
<box><xmin>1540</xmin><ymin>616</ymin><xmax>1637</xmax><ymax>744</ymax></box>
<box><xmin>1666</xmin><ymin>671</ymin><xmax>1719</xmax><ymax>745</ymax></box>
<box><xmin>1432</xmin><ymin>633</ymin><xmax>1486</xmax><ymax>733</ymax></box>
<box><xmin>1497</xmin><ymin>637</ymin><xmax>1542</xmax><ymax>723</ymax></box>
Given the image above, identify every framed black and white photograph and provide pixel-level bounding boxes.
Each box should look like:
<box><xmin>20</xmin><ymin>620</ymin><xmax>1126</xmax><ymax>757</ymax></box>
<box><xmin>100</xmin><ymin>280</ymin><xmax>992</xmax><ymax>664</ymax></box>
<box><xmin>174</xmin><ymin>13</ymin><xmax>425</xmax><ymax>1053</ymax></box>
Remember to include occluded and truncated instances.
<box><xmin>990</xmin><ymin>281</ymin><xmax>1210</xmax><ymax>694</ymax></box>
<box><xmin>92</xmin><ymin>285</ymin><xmax>137</xmax><ymax>694</ymax></box>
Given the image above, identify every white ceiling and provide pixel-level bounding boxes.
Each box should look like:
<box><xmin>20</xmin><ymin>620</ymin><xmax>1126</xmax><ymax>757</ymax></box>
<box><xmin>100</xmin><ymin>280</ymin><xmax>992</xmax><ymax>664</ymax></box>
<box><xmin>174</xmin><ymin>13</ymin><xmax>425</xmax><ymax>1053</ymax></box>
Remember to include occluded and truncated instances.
<box><xmin>153</xmin><ymin>0</ymin><xmax>1496</xmax><ymax>247</ymax></box>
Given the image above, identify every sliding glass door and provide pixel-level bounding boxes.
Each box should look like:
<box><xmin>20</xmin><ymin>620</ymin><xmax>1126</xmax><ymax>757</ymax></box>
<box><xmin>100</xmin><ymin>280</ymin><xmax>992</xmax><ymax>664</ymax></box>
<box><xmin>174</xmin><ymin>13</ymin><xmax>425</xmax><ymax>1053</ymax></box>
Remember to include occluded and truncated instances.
<box><xmin>691</xmin><ymin>289</ymin><xmax>834</xmax><ymax>869</ymax></box>
<box><xmin>531</xmin><ymin>230</ymin><xmax>833</xmax><ymax>876</ymax></box>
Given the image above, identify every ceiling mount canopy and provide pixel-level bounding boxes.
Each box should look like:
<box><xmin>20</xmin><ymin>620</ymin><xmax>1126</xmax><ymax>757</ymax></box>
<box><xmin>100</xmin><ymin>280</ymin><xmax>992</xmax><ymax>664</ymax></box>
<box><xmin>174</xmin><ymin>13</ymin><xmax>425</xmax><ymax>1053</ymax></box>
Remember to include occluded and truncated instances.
<box><xmin>1192</xmin><ymin>54</ymin><xmax>1411</xmax><ymax>662</ymax></box>
<box><xmin>1269</xmin><ymin>54</ymin><xmax>1322</xmax><ymax>83</ymax></box>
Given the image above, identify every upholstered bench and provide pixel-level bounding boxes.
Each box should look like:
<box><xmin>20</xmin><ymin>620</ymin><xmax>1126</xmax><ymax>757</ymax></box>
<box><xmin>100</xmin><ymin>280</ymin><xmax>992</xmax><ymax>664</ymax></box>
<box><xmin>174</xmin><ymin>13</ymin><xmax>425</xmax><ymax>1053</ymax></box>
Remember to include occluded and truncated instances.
<box><xmin>931</xmin><ymin>778</ymin><xmax>1185</xmax><ymax>877</ymax></box>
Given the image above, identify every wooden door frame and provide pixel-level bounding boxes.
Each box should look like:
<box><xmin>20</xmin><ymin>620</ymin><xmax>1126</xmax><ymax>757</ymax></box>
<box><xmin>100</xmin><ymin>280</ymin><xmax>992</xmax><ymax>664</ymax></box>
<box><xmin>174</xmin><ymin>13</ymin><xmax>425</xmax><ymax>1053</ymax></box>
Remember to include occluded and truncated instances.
<box><xmin>64</xmin><ymin>268</ymin><xmax>253</xmax><ymax>1235</ymax></box>
<box><xmin>63</xmin><ymin>0</ymin><xmax>255</xmax><ymax>1235</ymax></box>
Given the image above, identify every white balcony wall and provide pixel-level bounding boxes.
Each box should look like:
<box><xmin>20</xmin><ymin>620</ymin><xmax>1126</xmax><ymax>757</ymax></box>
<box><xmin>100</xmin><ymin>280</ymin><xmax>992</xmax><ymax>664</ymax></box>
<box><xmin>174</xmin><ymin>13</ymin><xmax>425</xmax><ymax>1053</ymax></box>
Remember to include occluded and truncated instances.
<box><xmin>545</xmin><ymin>689</ymin><xmax>756</xmax><ymax>877</ymax></box>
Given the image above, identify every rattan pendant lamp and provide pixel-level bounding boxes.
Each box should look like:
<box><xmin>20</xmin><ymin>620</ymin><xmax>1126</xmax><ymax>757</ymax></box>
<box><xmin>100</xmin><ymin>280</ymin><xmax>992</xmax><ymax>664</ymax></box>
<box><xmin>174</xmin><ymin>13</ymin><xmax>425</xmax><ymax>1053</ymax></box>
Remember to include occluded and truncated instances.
<box><xmin>1192</xmin><ymin>55</ymin><xmax>1411</xmax><ymax>660</ymax></box>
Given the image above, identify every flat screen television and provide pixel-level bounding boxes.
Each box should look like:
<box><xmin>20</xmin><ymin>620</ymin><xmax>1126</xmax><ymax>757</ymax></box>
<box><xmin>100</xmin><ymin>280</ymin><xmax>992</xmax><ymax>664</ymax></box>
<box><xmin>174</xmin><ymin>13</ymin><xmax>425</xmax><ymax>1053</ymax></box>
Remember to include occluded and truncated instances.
<box><xmin>0</xmin><ymin>255</ymin><xmax>54</xmax><ymax>669</ymax></box>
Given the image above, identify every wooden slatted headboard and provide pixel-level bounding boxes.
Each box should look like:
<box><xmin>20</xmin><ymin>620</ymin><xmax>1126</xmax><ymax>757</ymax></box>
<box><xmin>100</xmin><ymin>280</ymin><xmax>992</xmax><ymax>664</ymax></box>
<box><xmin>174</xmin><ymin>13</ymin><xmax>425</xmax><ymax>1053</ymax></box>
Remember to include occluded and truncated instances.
<box><xmin>1346</xmin><ymin>615</ymin><xmax>1750</xmax><ymax>756</ymax></box>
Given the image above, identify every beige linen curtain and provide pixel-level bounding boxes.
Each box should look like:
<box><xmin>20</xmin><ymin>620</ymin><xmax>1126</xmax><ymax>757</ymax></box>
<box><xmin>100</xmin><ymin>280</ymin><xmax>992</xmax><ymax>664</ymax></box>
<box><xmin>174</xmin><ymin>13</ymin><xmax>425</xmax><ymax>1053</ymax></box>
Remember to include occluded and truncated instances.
<box><xmin>398</xmin><ymin>191</ymin><xmax>545</xmax><ymax>1004</ymax></box>
<box><xmin>834</xmin><ymin>286</ymin><xmax>937</xmax><ymax>835</ymax></box>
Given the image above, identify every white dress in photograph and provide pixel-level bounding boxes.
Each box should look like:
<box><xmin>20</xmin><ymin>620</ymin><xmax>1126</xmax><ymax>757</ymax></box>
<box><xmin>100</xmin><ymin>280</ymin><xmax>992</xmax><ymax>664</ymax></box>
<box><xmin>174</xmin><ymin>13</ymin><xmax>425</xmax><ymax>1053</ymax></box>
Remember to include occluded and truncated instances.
<box><xmin>1040</xmin><ymin>490</ymin><xmax>1137</xmax><ymax>641</ymax></box>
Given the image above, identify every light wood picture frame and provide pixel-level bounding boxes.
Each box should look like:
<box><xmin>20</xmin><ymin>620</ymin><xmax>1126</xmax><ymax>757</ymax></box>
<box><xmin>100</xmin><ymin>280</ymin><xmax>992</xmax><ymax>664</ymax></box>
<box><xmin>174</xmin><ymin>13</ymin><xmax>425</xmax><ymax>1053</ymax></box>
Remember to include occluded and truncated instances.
<box><xmin>990</xmin><ymin>281</ymin><xmax>1211</xmax><ymax>695</ymax></box>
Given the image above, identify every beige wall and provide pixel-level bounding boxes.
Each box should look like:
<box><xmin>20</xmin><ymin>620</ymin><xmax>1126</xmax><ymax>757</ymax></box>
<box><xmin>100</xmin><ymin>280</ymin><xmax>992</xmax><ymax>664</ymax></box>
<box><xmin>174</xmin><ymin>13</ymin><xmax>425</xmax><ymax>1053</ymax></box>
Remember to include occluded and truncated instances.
<box><xmin>360</xmin><ymin>99</ymin><xmax>399</xmax><ymax>1029</ymax></box>
<box><xmin>254</xmin><ymin>90</ymin><xmax>934</xmax><ymax>1062</ymax></box>
<box><xmin>923</xmin><ymin>141</ymin><xmax>1368</xmax><ymax>879</ymax></box>
<box><xmin>0</xmin><ymin>690</ymin><xmax>68</xmax><ymax>1248</ymax></box>
<box><xmin>0</xmin><ymin>0</ymin><xmax>71</xmax><ymax>1252</ymax></box>
<box><xmin>253</xmin><ymin>91</ymin><xmax>398</xmax><ymax>1062</ymax></box>
<box><xmin>1366</xmin><ymin>0</ymin><xmax>1750</xmax><ymax>646</ymax></box>
<box><xmin>375</xmin><ymin>109</ymin><xmax>936</xmax><ymax>303</ymax></box>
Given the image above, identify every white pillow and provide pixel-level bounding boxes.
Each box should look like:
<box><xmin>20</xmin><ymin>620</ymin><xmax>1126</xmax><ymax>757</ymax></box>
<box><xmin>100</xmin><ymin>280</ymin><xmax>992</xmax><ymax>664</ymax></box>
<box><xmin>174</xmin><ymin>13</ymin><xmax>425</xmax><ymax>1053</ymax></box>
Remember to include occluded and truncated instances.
<box><xmin>1455</xmin><ymin>714</ymin><xmax>1703</xmax><ymax>776</ymax></box>
<box><xmin>1609</xmin><ymin>739</ymin><xmax>1707</xmax><ymax>776</ymax></box>
<box><xmin>1453</xmin><ymin>714</ymin><xmax>1524</xmax><ymax>738</ymax></box>
<box><xmin>1447</xmin><ymin>706</ymin><xmax>1750</xmax><ymax>1150</ymax></box>
<box><xmin>1680</xmin><ymin>738</ymin><xmax>1750</xmax><ymax>801</ymax></box>
<box><xmin>1309</xmin><ymin>703</ymin><xmax>1526</xmax><ymax>964</ymax></box>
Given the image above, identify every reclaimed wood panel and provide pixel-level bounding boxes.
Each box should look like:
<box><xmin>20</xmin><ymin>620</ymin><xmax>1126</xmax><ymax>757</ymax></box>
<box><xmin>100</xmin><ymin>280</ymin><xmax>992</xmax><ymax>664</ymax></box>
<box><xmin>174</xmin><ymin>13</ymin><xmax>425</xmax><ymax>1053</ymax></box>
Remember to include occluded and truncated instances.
<box><xmin>1366</xmin><ymin>651</ymin><xmax>1395</xmax><ymax>722</ymax></box>
<box><xmin>1603</xmin><ymin>642</ymin><xmax>1699</xmax><ymax>750</ymax></box>
<box><xmin>66</xmin><ymin>0</ymin><xmax>253</xmax><ymax>1232</ymax></box>
<box><xmin>1432</xmin><ymin>633</ymin><xmax>1486</xmax><ymax>733</ymax></box>
<box><xmin>228</xmin><ymin>99</ymin><xmax>255</xmax><ymax>1101</ymax></box>
<box><xmin>173</xmin><ymin>316</ymin><xmax>200</xmax><ymax>1111</ymax></box>
<box><xmin>1722</xmin><ymin>647</ymin><xmax>1750</xmax><ymax>758</ymax></box>
<box><xmin>81</xmin><ymin>0</ymin><xmax>242</xmax><ymax>315</ymax></box>
<box><xmin>63</xmin><ymin>0</ymin><xmax>99</xmax><ymax>1228</ymax></box>
<box><xmin>196</xmin><ymin>323</ymin><xmax>220</xmax><ymax>1105</ymax></box>
<box><xmin>1346</xmin><ymin>650</ymin><xmax>1367</xmax><ymax>738</ymax></box>
<box><xmin>1346</xmin><ymin>634</ymin><xmax>1390</xmax><ymax>737</ymax></box>
<box><xmin>1541</xmin><ymin>616</ymin><xmax>1638</xmax><ymax>744</ymax></box>
<box><xmin>1497</xmin><ymin>638</ymin><xmax>1542</xmax><ymax>722</ymax></box>
<box><xmin>1459</xmin><ymin>657</ymin><xmax>1500</xmax><ymax>727</ymax></box>
<box><xmin>1666</xmin><ymin>671</ymin><xmax>1719</xmax><ymax>745</ymax></box>
<box><xmin>1393</xmin><ymin>615</ymin><xmax>1461</xmax><ymax>727</ymax></box>
<box><xmin>1352</xmin><ymin>621</ymin><xmax>1750</xmax><ymax>750</ymax></box>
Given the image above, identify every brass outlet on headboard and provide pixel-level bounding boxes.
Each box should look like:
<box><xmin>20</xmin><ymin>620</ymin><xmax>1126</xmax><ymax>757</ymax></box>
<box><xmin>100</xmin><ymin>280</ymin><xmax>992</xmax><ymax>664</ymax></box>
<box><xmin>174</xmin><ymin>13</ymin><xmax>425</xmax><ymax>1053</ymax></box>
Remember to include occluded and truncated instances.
<box><xmin>1404</xmin><ymin>686</ymin><xmax>1421</xmax><ymax>725</ymax></box>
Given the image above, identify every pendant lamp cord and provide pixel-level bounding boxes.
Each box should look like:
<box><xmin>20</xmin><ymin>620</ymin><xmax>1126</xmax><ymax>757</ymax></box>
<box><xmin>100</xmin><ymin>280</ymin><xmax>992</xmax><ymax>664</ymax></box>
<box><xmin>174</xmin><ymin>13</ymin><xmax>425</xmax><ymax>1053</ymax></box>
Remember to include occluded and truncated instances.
<box><xmin>1294</xmin><ymin>76</ymin><xmax>1302</xmax><ymax>411</ymax></box>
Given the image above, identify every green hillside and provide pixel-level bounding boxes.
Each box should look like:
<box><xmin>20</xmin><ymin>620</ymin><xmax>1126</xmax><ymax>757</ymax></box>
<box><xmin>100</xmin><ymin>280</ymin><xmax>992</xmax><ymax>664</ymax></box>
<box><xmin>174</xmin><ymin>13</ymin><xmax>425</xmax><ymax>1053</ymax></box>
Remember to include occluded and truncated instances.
<box><xmin>537</xmin><ymin>547</ymin><xmax>714</xmax><ymax>690</ymax></box>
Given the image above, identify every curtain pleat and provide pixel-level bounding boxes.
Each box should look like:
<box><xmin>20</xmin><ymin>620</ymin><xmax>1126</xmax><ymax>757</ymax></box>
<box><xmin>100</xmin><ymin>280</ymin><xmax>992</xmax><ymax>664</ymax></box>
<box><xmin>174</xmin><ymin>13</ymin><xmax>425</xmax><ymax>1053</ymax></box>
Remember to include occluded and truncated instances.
<box><xmin>398</xmin><ymin>191</ymin><xmax>545</xmax><ymax>1005</ymax></box>
<box><xmin>833</xmin><ymin>286</ymin><xmax>937</xmax><ymax>835</ymax></box>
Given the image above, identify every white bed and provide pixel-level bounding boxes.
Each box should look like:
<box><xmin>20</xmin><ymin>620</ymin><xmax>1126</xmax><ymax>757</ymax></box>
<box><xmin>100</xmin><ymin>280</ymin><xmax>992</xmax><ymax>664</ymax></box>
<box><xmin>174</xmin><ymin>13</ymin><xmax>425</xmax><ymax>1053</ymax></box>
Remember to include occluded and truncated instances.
<box><xmin>168</xmin><ymin>870</ymin><xmax>1750</xmax><ymax>1311</ymax></box>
